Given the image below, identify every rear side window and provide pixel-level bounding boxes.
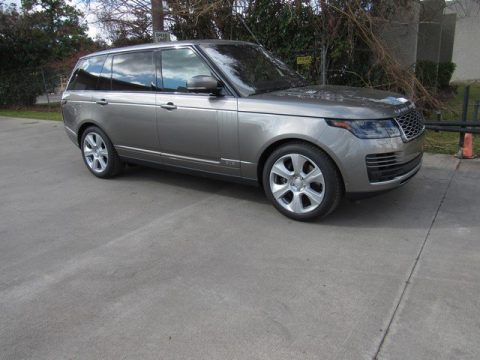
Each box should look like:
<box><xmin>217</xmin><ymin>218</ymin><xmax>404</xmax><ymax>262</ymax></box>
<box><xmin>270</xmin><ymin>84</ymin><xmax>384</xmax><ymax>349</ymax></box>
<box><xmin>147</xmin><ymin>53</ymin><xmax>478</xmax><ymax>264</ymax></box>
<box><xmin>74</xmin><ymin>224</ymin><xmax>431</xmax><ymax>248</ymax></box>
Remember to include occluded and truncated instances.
<box><xmin>67</xmin><ymin>56</ymin><xmax>106</xmax><ymax>91</ymax></box>
<box><xmin>97</xmin><ymin>55</ymin><xmax>113</xmax><ymax>91</ymax></box>
<box><xmin>111</xmin><ymin>51</ymin><xmax>155</xmax><ymax>92</ymax></box>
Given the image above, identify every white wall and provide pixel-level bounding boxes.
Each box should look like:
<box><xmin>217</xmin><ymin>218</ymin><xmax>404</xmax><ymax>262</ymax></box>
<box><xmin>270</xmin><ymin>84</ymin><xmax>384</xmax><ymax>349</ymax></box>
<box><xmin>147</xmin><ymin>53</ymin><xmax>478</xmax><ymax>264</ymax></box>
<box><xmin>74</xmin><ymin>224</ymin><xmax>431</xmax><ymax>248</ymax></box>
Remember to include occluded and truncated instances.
<box><xmin>447</xmin><ymin>0</ymin><xmax>480</xmax><ymax>82</ymax></box>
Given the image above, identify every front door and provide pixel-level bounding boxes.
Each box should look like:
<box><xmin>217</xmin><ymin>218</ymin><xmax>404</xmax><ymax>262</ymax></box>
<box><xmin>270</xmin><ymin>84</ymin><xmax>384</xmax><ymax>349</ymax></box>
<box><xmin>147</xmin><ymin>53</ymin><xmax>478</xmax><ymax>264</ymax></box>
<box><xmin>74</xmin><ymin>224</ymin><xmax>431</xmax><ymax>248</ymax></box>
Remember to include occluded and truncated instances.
<box><xmin>155</xmin><ymin>47</ymin><xmax>239</xmax><ymax>175</ymax></box>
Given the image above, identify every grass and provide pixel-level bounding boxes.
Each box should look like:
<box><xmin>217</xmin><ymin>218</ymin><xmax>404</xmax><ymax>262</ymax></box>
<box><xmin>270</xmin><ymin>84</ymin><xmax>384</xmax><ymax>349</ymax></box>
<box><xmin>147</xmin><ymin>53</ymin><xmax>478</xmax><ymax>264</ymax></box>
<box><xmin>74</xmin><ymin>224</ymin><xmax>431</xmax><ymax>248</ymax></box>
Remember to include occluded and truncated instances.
<box><xmin>439</xmin><ymin>84</ymin><xmax>480</xmax><ymax>121</ymax></box>
<box><xmin>0</xmin><ymin>104</ymin><xmax>62</xmax><ymax>121</ymax></box>
<box><xmin>424</xmin><ymin>131</ymin><xmax>480</xmax><ymax>155</ymax></box>
<box><xmin>424</xmin><ymin>84</ymin><xmax>480</xmax><ymax>155</ymax></box>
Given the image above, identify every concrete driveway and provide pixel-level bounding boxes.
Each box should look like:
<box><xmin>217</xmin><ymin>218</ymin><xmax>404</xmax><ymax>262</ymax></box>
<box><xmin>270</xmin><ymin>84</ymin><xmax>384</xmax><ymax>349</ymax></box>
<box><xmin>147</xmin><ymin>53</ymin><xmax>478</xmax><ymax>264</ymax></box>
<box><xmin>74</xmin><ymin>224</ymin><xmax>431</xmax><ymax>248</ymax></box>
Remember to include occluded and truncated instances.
<box><xmin>0</xmin><ymin>117</ymin><xmax>479</xmax><ymax>360</ymax></box>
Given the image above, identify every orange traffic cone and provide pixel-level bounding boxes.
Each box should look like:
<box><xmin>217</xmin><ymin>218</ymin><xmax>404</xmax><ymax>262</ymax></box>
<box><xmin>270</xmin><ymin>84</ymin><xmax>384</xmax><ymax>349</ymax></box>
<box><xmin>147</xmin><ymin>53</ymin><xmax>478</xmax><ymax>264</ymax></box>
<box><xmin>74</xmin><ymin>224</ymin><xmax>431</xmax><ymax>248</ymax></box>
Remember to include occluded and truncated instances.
<box><xmin>462</xmin><ymin>133</ymin><xmax>475</xmax><ymax>159</ymax></box>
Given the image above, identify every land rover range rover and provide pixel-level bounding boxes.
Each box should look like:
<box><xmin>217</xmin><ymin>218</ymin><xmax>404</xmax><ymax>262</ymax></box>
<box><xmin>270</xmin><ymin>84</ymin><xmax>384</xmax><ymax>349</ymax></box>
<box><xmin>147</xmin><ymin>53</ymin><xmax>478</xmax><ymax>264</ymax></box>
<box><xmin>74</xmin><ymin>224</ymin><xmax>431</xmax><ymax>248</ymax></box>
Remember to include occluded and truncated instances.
<box><xmin>62</xmin><ymin>40</ymin><xmax>425</xmax><ymax>220</ymax></box>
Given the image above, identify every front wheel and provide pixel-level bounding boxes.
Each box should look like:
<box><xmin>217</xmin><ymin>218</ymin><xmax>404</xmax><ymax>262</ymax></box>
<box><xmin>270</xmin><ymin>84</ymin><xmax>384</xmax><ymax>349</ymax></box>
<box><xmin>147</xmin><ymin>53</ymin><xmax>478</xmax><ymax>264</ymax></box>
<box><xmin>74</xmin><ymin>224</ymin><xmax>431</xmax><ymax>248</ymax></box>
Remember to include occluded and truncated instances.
<box><xmin>81</xmin><ymin>126</ymin><xmax>123</xmax><ymax>178</ymax></box>
<box><xmin>262</xmin><ymin>142</ymin><xmax>343</xmax><ymax>221</ymax></box>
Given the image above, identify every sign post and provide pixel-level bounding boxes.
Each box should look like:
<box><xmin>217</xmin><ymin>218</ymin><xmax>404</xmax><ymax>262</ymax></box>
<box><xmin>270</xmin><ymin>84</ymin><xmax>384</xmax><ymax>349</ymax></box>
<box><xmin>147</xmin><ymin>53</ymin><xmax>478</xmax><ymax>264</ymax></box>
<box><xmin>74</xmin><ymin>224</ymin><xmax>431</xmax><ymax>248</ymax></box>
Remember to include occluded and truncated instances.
<box><xmin>154</xmin><ymin>31</ymin><xmax>171</xmax><ymax>43</ymax></box>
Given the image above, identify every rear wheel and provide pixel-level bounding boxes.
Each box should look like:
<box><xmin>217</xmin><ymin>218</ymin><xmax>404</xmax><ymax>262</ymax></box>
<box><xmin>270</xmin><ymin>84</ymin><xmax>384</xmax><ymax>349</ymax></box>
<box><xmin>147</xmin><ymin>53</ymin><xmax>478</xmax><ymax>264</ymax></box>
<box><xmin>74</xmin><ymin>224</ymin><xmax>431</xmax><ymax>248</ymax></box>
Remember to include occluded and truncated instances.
<box><xmin>81</xmin><ymin>126</ymin><xmax>123</xmax><ymax>178</ymax></box>
<box><xmin>262</xmin><ymin>142</ymin><xmax>343</xmax><ymax>221</ymax></box>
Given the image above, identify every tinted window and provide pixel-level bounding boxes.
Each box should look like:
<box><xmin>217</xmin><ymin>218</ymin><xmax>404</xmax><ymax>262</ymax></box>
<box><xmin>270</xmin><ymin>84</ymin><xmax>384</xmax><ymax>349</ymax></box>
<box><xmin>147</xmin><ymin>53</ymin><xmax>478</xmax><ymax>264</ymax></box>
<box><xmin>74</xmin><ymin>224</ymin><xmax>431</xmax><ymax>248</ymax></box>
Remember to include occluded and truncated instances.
<box><xmin>67</xmin><ymin>56</ymin><xmax>106</xmax><ymax>91</ymax></box>
<box><xmin>200</xmin><ymin>44</ymin><xmax>306</xmax><ymax>96</ymax></box>
<box><xmin>161</xmin><ymin>48</ymin><xmax>213</xmax><ymax>92</ymax></box>
<box><xmin>97</xmin><ymin>55</ymin><xmax>112</xmax><ymax>91</ymax></box>
<box><xmin>111</xmin><ymin>52</ymin><xmax>155</xmax><ymax>92</ymax></box>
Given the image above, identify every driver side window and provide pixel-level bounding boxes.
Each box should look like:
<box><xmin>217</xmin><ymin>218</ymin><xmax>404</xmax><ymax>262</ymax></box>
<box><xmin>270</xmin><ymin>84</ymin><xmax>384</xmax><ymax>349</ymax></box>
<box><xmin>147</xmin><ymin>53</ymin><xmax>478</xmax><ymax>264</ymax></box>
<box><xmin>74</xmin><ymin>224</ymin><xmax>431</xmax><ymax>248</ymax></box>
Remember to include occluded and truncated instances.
<box><xmin>160</xmin><ymin>48</ymin><xmax>214</xmax><ymax>93</ymax></box>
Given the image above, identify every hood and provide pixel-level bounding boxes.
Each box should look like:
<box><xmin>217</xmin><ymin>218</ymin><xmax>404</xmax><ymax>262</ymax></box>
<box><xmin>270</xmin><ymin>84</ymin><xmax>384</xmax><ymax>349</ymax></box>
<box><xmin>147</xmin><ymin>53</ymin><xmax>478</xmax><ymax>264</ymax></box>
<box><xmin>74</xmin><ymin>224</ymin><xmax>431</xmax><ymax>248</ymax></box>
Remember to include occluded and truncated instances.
<box><xmin>238</xmin><ymin>85</ymin><xmax>415</xmax><ymax>120</ymax></box>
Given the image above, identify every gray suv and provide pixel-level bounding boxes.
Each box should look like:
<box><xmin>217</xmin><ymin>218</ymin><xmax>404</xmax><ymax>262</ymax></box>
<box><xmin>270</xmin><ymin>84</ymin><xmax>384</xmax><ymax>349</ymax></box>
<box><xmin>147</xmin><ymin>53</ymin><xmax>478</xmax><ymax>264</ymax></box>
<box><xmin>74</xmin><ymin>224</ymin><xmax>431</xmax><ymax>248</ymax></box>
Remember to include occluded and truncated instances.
<box><xmin>62</xmin><ymin>40</ymin><xmax>425</xmax><ymax>221</ymax></box>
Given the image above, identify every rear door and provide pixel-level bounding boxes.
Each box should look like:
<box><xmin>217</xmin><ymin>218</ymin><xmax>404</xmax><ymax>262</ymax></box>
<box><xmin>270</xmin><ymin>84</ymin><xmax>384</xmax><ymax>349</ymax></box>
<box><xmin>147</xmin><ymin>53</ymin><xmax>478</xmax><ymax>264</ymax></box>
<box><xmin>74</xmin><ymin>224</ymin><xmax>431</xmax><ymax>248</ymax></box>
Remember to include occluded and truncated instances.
<box><xmin>155</xmin><ymin>47</ymin><xmax>239</xmax><ymax>175</ymax></box>
<box><xmin>92</xmin><ymin>51</ymin><xmax>159</xmax><ymax>156</ymax></box>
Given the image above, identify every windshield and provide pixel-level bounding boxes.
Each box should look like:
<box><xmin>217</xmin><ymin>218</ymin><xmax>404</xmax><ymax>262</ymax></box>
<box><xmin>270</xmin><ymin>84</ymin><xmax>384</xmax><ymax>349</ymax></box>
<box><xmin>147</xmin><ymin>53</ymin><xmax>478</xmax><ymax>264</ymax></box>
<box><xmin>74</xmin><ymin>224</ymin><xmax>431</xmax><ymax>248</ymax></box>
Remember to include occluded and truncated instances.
<box><xmin>200</xmin><ymin>43</ymin><xmax>307</xmax><ymax>97</ymax></box>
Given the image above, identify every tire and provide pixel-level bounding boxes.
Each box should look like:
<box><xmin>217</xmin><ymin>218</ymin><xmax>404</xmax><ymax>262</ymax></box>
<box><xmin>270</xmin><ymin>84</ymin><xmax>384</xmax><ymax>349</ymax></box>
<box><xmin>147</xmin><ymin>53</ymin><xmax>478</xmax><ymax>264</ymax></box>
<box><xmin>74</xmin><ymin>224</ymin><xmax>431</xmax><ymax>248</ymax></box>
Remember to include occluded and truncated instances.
<box><xmin>262</xmin><ymin>142</ymin><xmax>343</xmax><ymax>221</ymax></box>
<box><xmin>80</xmin><ymin>126</ymin><xmax>123</xmax><ymax>178</ymax></box>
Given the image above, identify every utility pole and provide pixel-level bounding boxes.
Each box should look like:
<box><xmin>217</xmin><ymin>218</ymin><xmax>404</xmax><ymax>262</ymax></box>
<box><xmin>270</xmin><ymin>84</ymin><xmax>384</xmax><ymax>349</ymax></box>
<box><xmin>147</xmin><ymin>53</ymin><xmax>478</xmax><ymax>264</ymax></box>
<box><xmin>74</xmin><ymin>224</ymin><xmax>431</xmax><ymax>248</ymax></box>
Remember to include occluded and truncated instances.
<box><xmin>151</xmin><ymin>0</ymin><xmax>164</xmax><ymax>33</ymax></box>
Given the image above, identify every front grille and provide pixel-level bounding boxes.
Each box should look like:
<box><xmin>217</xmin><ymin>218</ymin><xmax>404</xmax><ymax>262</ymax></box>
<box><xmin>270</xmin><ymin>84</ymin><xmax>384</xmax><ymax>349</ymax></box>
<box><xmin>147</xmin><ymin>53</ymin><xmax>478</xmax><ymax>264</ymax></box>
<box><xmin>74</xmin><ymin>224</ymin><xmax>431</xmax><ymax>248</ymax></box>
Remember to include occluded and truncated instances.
<box><xmin>366</xmin><ymin>153</ymin><xmax>422</xmax><ymax>183</ymax></box>
<box><xmin>395</xmin><ymin>110</ymin><xmax>425</xmax><ymax>141</ymax></box>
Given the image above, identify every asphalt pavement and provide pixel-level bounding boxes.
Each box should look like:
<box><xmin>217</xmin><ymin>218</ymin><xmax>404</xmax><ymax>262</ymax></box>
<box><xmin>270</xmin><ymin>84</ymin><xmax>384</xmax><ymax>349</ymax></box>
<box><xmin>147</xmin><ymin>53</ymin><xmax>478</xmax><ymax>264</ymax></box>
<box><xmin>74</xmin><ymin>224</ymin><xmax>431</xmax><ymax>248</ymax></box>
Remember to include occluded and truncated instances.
<box><xmin>0</xmin><ymin>117</ymin><xmax>479</xmax><ymax>360</ymax></box>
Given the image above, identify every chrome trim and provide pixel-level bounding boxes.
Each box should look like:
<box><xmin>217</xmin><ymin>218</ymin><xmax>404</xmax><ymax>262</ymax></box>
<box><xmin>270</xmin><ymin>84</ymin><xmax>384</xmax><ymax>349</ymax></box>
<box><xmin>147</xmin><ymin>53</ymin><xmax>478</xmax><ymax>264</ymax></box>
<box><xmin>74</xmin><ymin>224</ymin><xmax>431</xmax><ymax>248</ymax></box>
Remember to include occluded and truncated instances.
<box><xmin>220</xmin><ymin>158</ymin><xmax>240</xmax><ymax>167</ymax></box>
<box><xmin>64</xmin><ymin>125</ymin><xmax>77</xmax><ymax>136</ymax></box>
<box><xmin>115</xmin><ymin>145</ymin><xmax>221</xmax><ymax>165</ymax></box>
<box><xmin>103</xmin><ymin>102</ymin><xmax>156</xmax><ymax>107</ymax></box>
<box><xmin>62</xmin><ymin>99</ymin><xmax>93</xmax><ymax>104</ymax></box>
<box><xmin>369</xmin><ymin>159</ymin><xmax>422</xmax><ymax>186</ymax></box>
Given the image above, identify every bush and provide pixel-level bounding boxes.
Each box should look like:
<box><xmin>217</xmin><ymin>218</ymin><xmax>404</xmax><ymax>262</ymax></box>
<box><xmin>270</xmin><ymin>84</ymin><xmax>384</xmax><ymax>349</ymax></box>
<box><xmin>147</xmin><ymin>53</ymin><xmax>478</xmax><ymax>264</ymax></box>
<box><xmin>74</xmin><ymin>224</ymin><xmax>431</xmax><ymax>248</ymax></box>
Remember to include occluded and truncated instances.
<box><xmin>416</xmin><ymin>60</ymin><xmax>456</xmax><ymax>90</ymax></box>
<box><xmin>437</xmin><ymin>62</ymin><xmax>456</xmax><ymax>88</ymax></box>
<box><xmin>416</xmin><ymin>60</ymin><xmax>438</xmax><ymax>89</ymax></box>
<box><xmin>0</xmin><ymin>71</ymin><xmax>44</xmax><ymax>106</ymax></box>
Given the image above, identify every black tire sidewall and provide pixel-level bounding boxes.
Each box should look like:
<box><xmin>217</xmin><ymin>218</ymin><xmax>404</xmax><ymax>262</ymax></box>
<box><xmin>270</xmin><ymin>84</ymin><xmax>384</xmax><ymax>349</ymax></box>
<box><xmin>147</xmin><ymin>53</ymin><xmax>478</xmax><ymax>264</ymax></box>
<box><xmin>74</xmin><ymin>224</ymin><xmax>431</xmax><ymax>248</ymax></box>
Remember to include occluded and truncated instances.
<box><xmin>262</xmin><ymin>143</ymin><xmax>342</xmax><ymax>221</ymax></box>
<box><xmin>80</xmin><ymin>126</ymin><xmax>119</xmax><ymax>178</ymax></box>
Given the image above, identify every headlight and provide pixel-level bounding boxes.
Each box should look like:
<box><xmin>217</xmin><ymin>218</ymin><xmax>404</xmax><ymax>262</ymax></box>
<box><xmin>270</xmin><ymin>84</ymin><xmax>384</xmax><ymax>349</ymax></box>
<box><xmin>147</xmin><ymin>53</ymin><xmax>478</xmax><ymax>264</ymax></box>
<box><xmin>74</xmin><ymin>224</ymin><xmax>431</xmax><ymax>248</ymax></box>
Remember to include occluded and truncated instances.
<box><xmin>326</xmin><ymin>119</ymin><xmax>401</xmax><ymax>139</ymax></box>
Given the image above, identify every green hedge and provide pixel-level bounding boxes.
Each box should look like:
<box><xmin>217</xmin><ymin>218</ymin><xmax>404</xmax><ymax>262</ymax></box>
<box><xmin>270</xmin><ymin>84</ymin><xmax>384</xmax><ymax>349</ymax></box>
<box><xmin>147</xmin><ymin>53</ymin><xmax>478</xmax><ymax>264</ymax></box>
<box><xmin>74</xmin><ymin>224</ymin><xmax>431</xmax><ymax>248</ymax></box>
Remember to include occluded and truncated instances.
<box><xmin>0</xmin><ymin>71</ymin><xmax>44</xmax><ymax>106</ymax></box>
<box><xmin>437</xmin><ymin>62</ymin><xmax>456</xmax><ymax>88</ymax></box>
<box><xmin>416</xmin><ymin>60</ymin><xmax>456</xmax><ymax>89</ymax></box>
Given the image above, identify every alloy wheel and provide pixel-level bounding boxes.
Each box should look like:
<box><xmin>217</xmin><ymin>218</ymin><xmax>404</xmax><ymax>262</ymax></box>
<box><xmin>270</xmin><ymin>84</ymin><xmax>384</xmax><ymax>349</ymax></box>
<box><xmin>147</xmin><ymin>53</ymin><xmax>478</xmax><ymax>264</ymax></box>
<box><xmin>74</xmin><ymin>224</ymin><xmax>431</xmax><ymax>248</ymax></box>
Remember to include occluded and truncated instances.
<box><xmin>269</xmin><ymin>153</ymin><xmax>325</xmax><ymax>214</ymax></box>
<box><xmin>83</xmin><ymin>132</ymin><xmax>109</xmax><ymax>173</ymax></box>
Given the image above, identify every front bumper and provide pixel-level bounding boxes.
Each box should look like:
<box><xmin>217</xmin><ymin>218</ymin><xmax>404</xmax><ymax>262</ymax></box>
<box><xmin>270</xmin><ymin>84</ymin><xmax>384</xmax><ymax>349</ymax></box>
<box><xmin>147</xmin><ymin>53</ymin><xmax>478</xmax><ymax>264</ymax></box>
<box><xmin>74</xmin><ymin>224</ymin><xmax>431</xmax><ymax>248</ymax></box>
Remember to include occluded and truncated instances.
<box><xmin>330</xmin><ymin>131</ymin><xmax>425</xmax><ymax>193</ymax></box>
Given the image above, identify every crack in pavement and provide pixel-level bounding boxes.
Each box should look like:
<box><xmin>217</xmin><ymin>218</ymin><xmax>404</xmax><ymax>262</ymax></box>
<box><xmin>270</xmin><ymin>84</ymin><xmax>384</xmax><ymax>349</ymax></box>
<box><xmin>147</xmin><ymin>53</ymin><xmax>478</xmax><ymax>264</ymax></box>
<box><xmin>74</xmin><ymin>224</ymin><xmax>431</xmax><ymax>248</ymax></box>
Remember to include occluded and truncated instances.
<box><xmin>372</xmin><ymin>159</ymin><xmax>461</xmax><ymax>360</ymax></box>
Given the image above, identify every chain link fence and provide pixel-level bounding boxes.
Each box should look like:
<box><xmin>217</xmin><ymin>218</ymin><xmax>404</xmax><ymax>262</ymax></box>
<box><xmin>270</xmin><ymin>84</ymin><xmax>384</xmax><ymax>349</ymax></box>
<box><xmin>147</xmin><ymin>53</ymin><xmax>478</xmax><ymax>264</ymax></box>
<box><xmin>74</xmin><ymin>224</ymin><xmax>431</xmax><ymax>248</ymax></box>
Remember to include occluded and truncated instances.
<box><xmin>0</xmin><ymin>66</ymin><xmax>70</xmax><ymax>107</ymax></box>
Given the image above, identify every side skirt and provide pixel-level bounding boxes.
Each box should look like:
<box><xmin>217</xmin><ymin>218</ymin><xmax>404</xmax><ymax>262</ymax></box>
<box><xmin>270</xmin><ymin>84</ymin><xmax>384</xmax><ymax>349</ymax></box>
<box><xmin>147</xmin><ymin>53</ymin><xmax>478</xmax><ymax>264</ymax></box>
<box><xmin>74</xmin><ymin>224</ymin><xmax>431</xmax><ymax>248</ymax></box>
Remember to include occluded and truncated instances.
<box><xmin>121</xmin><ymin>156</ymin><xmax>259</xmax><ymax>187</ymax></box>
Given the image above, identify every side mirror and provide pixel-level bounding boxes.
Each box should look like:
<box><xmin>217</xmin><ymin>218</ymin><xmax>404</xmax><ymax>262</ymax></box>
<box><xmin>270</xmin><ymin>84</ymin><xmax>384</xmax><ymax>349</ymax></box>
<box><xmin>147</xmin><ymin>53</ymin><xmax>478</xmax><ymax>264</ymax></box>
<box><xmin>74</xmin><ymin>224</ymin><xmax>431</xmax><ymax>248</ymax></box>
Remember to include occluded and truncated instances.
<box><xmin>187</xmin><ymin>75</ymin><xmax>222</xmax><ymax>95</ymax></box>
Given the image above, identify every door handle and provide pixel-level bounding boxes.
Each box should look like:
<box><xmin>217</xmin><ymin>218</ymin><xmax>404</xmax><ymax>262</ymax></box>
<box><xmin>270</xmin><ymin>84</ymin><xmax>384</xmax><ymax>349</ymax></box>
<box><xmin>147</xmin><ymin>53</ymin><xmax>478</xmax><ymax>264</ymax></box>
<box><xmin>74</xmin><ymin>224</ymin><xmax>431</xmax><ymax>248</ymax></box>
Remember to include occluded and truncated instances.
<box><xmin>160</xmin><ymin>102</ymin><xmax>177</xmax><ymax>110</ymax></box>
<box><xmin>96</xmin><ymin>99</ymin><xmax>108</xmax><ymax>105</ymax></box>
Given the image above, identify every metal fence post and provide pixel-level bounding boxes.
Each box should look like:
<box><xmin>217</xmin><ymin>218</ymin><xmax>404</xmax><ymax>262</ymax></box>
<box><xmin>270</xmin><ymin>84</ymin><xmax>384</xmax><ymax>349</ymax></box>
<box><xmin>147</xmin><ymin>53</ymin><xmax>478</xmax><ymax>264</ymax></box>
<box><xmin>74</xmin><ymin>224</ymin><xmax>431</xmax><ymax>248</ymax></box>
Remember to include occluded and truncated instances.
<box><xmin>459</xmin><ymin>85</ymin><xmax>470</xmax><ymax>151</ymax></box>
<box><xmin>41</xmin><ymin>68</ymin><xmax>50</xmax><ymax>110</ymax></box>
<box><xmin>321</xmin><ymin>42</ymin><xmax>327</xmax><ymax>86</ymax></box>
<box><xmin>474</xmin><ymin>100</ymin><xmax>480</xmax><ymax>123</ymax></box>
<box><xmin>433</xmin><ymin>111</ymin><xmax>442</xmax><ymax>132</ymax></box>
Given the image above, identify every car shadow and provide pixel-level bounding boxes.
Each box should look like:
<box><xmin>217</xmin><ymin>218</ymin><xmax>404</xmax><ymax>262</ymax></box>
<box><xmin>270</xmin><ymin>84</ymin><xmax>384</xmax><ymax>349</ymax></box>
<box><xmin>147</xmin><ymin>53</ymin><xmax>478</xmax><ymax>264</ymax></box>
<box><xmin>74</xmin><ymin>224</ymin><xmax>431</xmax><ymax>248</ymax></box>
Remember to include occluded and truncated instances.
<box><xmin>118</xmin><ymin>161</ymin><xmax>473</xmax><ymax>229</ymax></box>
<box><xmin>118</xmin><ymin>164</ymin><xmax>450</xmax><ymax>229</ymax></box>
<box><xmin>120</xmin><ymin>164</ymin><xmax>268</xmax><ymax>203</ymax></box>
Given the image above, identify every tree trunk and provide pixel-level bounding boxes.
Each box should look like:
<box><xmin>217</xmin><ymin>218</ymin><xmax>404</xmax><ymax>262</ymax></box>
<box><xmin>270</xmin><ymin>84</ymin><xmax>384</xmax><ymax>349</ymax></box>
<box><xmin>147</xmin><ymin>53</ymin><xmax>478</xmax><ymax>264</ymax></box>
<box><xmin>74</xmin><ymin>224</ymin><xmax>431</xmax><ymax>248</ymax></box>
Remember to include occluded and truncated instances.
<box><xmin>295</xmin><ymin>0</ymin><xmax>302</xmax><ymax>14</ymax></box>
<box><xmin>151</xmin><ymin>0</ymin><xmax>164</xmax><ymax>32</ymax></box>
